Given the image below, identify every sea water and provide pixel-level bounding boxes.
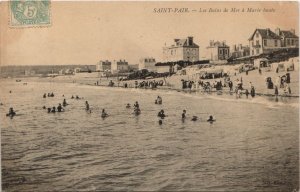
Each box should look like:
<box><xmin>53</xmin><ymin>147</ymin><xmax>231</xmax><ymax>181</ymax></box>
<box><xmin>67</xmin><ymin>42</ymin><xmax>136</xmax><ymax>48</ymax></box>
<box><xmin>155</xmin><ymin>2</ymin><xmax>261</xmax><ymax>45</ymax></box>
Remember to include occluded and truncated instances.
<box><xmin>1</xmin><ymin>79</ymin><xmax>299</xmax><ymax>191</ymax></box>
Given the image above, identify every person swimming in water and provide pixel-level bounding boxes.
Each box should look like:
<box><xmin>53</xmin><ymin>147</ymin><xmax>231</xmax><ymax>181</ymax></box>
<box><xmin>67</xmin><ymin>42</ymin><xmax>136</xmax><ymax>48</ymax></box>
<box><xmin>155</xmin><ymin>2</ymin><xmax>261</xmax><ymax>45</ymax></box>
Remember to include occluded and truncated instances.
<box><xmin>63</xmin><ymin>99</ymin><xmax>68</xmax><ymax>107</ymax></box>
<box><xmin>76</xmin><ymin>95</ymin><xmax>80</xmax><ymax>99</ymax></box>
<box><xmin>57</xmin><ymin>104</ymin><xmax>64</xmax><ymax>112</ymax></box>
<box><xmin>207</xmin><ymin>115</ymin><xmax>215</xmax><ymax>122</ymax></box>
<box><xmin>42</xmin><ymin>106</ymin><xmax>46</xmax><ymax>109</ymax></box>
<box><xmin>47</xmin><ymin>108</ymin><xmax>51</xmax><ymax>113</ymax></box>
<box><xmin>101</xmin><ymin>109</ymin><xmax>108</xmax><ymax>118</ymax></box>
<box><xmin>43</xmin><ymin>93</ymin><xmax>46</xmax><ymax>98</ymax></box>
<box><xmin>51</xmin><ymin>107</ymin><xmax>56</xmax><ymax>113</ymax></box>
<box><xmin>85</xmin><ymin>101</ymin><xmax>90</xmax><ymax>111</ymax></box>
<box><xmin>71</xmin><ymin>95</ymin><xmax>74</xmax><ymax>99</ymax></box>
<box><xmin>50</xmin><ymin>92</ymin><xmax>54</xmax><ymax>97</ymax></box>
<box><xmin>126</xmin><ymin>103</ymin><xmax>131</xmax><ymax>108</ymax></box>
<box><xmin>7</xmin><ymin>107</ymin><xmax>16</xmax><ymax>117</ymax></box>
<box><xmin>191</xmin><ymin>116</ymin><xmax>198</xmax><ymax>121</ymax></box>
<box><xmin>158</xmin><ymin>119</ymin><xmax>163</xmax><ymax>125</ymax></box>
<box><xmin>157</xmin><ymin>110</ymin><xmax>166</xmax><ymax>119</ymax></box>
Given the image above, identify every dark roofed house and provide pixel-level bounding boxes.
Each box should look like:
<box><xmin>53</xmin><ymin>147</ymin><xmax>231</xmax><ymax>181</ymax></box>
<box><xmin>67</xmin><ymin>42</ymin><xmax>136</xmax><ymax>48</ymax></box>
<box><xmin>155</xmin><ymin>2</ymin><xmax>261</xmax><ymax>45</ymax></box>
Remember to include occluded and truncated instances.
<box><xmin>275</xmin><ymin>28</ymin><xmax>299</xmax><ymax>48</ymax></box>
<box><xmin>249</xmin><ymin>28</ymin><xmax>282</xmax><ymax>56</ymax></box>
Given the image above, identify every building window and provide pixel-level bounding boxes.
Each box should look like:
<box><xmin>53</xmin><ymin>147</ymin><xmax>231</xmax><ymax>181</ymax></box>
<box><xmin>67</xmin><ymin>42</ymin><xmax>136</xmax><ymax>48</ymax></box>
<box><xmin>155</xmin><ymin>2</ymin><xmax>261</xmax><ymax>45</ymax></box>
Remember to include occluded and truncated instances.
<box><xmin>252</xmin><ymin>41</ymin><xmax>254</xmax><ymax>46</ymax></box>
<box><xmin>291</xmin><ymin>39</ymin><xmax>294</xmax><ymax>45</ymax></box>
<box><xmin>252</xmin><ymin>50</ymin><xmax>254</xmax><ymax>55</ymax></box>
<box><xmin>224</xmin><ymin>49</ymin><xmax>227</xmax><ymax>55</ymax></box>
<box><xmin>275</xmin><ymin>40</ymin><xmax>277</xmax><ymax>47</ymax></box>
<box><xmin>219</xmin><ymin>49</ymin><xmax>223</xmax><ymax>55</ymax></box>
<box><xmin>256</xmin><ymin>49</ymin><xmax>259</xmax><ymax>54</ymax></box>
<box><xmin>256</xmin><ymin>32</ymin><xmax>259</xmax><ymax>38</ymax></box>
<box><xmin>287</xmin><ymin>39</ymin><xmax>290</xmax><ymax>46</ymax></box>
<box><xmin>264</xmin><ymin>40</ymin><xmax>267</xmax><ymax>46</ymax></box>
<box><xmin>256</xmin><ymin>40</ymin><xmax>259</xmax><ymax>46</ymax></box>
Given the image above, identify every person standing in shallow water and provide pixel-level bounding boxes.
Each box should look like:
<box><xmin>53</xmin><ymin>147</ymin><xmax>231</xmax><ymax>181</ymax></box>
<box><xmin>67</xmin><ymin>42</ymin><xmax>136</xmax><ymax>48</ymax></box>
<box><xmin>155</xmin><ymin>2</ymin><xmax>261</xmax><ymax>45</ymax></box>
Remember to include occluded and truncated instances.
<box><xmin>57</xmin><ymin>104</ymin><xmax>64</xmax><ymax>112</ymax></box>
<box><xmin>250</xmin><ymin>86</ymin><xmax>255</xmax><ymax>98</ymax></box>
<box><xmin>63</xmin><ymin>99</ymin><xmax>68</xmax><ymax>107</ymax></box>
<box><xmin>85</xmin><ymin>101</ymin><xmax>90</xmax><ymax>111</ymax></box>
<box><xmin>182</xmin><ymin>110</ymin><xmax>186</xmax><ymax>119</ymax></box>
<box><xmin>101</xmin><ymin>109</ymin><xmax>108</xmax><ymax>118</ymax></box>
<box><xmin>134</xmin><ymin>101</ymin><xmax>139</xmax><ymax>109</ymax></box>
<box><xmin>245</xmin><ymin>89</ymin><xmax>249</xmax><ymax>99</ymax></box>
<box><xmin>275</xmin><ymin>86</ymin><xmax>279</xmax><ymax>96</ymax></box>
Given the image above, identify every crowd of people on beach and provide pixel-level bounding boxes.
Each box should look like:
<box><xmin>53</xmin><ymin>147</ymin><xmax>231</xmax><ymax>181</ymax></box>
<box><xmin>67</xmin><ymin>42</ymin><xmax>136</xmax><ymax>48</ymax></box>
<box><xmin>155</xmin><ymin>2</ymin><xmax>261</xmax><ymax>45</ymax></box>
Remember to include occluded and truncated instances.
<box><xmin>121</xmin><ymin>80</ymin><xmax>165</xmax><ymax>89</ymax></box>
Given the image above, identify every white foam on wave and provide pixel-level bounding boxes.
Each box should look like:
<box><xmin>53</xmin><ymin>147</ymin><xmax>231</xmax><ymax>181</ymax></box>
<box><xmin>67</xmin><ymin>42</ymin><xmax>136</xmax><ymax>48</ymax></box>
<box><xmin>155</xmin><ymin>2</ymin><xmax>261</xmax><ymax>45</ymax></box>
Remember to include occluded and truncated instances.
<box><xmin>75</xmin><ymin>84</ymin><xmax>298</xmax><ymax>109</ymax></box>
<box><xmin>203</xmin><ymin>94</ymin><xmax>299</xmax><ymax>109</ymax></box>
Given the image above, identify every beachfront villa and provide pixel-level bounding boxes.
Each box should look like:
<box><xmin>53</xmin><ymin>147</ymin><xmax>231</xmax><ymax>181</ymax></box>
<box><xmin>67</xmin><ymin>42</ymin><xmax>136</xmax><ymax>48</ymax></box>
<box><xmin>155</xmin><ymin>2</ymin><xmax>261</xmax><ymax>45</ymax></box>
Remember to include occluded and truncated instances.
<box><xmin>96</xmin><ymin>60</ymin><xmax>112</xmax><ymax>72</ymax></box>
<box><xmin>249</xmin><ymin>28</ymin><xmax>299</xmax><ymax>57</ymax></box>
<box><xmin>163</xmin><ymin>36</ymin><xmax>199</xmax><ymax>62</ymax></box>
<box><xmin>111</xmin><ymin>59</ymin><xmax>129</xmax><ymax>74</ymax></box>
<box><xmin>139</xmin><ymin>57</ymin><xmax>157</xmax><ymax>72</ymax></box>
<box><xmin>231</xmin><ymin>44</ymin><xmax>250</xmax><ymax>59</ymax></box>
<box><xmin>249</xmin><ymin>28</ymin><xmax>282</xmax><ymax>56</ymax></box>
<box><xmin>206</xmin><ymin>40</ymin><xmax>230</xmax><ymax>61</ymax></box>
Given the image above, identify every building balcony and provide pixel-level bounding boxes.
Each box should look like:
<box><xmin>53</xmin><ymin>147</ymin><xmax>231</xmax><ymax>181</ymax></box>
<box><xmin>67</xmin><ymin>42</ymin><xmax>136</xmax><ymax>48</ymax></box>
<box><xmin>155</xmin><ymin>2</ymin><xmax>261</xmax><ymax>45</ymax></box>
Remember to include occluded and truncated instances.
<box><xmin>252</xmin><ymin>44</ymin><xmax>261</xmax><ymax>48</ymax></box>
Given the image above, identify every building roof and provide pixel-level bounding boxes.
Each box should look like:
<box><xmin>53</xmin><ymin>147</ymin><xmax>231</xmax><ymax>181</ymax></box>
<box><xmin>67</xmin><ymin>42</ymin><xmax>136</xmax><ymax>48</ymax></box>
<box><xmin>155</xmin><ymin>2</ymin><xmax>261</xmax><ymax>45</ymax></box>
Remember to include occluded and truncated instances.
<box><xmin>280</xmin><ymin>30</ymin><xmax>299</xmax><ymax>38</ymax></box>
<box><xmin>207</xmin><ymin>41</ymin><xmax>229</xmax><ymax>48</ymax></box>
<box><xmin>249</xmin><ymin>28</ymin><xmax>281</xmax><ymax>40</ymax></box>
<box><xmin>167</xmin><ymin>38</ymin><xmax>199</xmax><ymax>48</ymax></box>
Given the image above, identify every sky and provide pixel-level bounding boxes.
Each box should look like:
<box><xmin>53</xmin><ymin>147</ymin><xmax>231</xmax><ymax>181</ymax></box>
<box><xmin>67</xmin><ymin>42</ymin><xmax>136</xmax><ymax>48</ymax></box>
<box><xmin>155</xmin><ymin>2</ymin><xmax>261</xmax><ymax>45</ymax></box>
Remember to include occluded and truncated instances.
<box><xmin>0</xmin><ymin>1</ymin><xmax>298</xmax><ymax>65</ymax></box>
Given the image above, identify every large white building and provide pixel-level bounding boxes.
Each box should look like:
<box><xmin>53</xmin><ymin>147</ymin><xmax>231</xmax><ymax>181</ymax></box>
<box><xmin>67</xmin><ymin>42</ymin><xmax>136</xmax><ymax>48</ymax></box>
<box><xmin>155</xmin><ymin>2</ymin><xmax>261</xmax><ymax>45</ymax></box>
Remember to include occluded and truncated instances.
<box><xmin>96</xmin><ymin>60</ymin><xmax>111</xmax><ymax>72</ymax></box>
<box><xmin>111</xmin><ymin>60</ymin><xmax>129</xmax><ymax>74</ymax></box>
<box><xmin>163</xmin><ymin>36</ymin><xmax>199</xmax><ymax>62</ymax></box>
<box><xmin>139</xmin><ymin>57</ymin><xmax>156</xmax><ymax>72</ymax></box>
<box><xmin>206</xmin><ymin>40</ymin><xmax>230</xmax><ymax>61</ymax></box>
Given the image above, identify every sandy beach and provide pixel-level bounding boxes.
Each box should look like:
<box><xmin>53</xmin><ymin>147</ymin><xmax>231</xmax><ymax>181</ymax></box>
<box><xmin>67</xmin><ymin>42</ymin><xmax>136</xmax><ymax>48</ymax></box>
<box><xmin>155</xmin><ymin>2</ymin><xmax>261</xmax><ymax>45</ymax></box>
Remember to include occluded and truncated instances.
<box><xmin>21</xmin><ymin>66</ymin><xmax>299</xmax><ymax>98</ymax></box>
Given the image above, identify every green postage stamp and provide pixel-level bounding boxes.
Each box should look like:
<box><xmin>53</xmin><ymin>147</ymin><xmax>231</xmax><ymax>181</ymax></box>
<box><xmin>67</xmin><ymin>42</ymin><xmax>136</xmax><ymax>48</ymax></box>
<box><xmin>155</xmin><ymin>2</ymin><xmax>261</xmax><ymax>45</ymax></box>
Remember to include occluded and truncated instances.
<box><xmin>10</xmin><ymin>0</ymin><xmax>51</xmax><ymax>27</ymax></box>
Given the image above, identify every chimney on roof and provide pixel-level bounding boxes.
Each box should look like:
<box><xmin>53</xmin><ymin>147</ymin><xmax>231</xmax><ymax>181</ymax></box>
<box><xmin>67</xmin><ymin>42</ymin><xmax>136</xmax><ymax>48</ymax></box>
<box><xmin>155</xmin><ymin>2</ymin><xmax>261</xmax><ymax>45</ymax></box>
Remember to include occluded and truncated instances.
<box><xmin>174</xmin><ymin>39</ymin><xmax>180</xmax><ymax>46</ymax></box>
<box><xmin>290</xmin><ymin>28</ymin><xmax>295</xmax><ymax>34</ymax></box>
<box><xmin>275</xmin><ymin>28</ymin><xmax>280</xmax><ymax>36</ymax></box>
<box><xmin>266</xmin><ymin>28</ymin><xmax>270</xmax><ymax>36</ymax></box>
<box><xmin>222</xmin><ymin>41</ymin><xmax>226</xmax><ymax>46</ymax></box>
<box><xmin>187</xmin><ymin>36</ymin><xmax>193</xmax><ymax>46</ymax></box>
